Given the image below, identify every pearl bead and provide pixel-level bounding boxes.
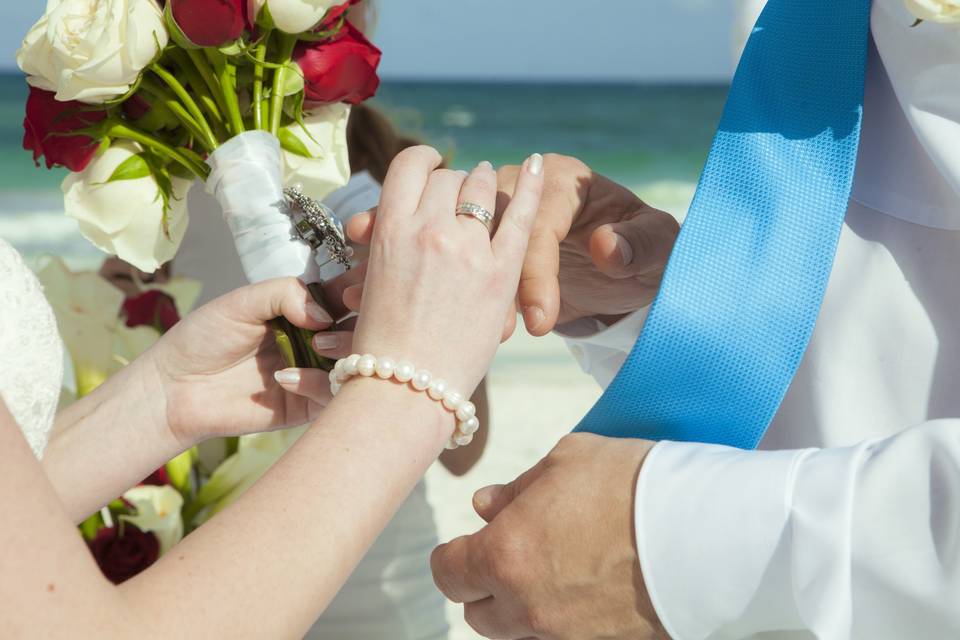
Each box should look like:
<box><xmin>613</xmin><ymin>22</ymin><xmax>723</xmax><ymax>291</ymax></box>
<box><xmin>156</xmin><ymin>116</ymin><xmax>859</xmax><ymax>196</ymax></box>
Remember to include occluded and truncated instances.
<box><xmin>330</xmin><ymin>381</ymin><xmax>341</xmax><ymax>396</ymax></box>
<box><xmin>394</xmin><ymin>361</ymin><xmax>415</xmax><ymax>383</ymax></box>
<box><xmin>375</xmin><ymin>356</ymin><xmax>396</xmax><ymax>379</ymax></box>
<box><xmin>357</xmin><ymin>354</ymin><xmax>377</xmax><ymax>377</ymax></box>
<box><xmin>428</xmin><ymin>379</ymin><xmax>448</xmax><ymax>400</ymax></box>
<box><xmin>411</xmin><ymin>370</ymin><xmax>432</xmax><ymax>391</ymax></box>
<box><xmin>454</xmin><ymin>432</ymin><xmax>474</xmax><ymax>447</ymax></box>
<box><xmin>343</xmin><ymin>354</ymin><xmax>361</xmax><ymax>376</ymax></box>
<box><xmin>329</xmin><ymin>369</ymin><xmax>341</xmax><ymax>385</ymax></box>
<box><xmin>334</xmin><ymin>358</ymin><xmax>348</xmax><ymax>378</ymax></box>
<box><xmin>442</xmin><ymin>390</ymin><xmax>465</xmax><ymax>411</ymax></box>
<box><xmin>455</xmin><ymin>401</ymin><xmax>476</xmax><ymax>422</ymax></box>
<box><xmin>445</xmin><ymin>440</ymin><xmax>459</xmax><ymax>451</ymax></box>
<box><xmin>460</xmin><ymin>416</ymin><xmax>480</xmax><ymax>435</ymax></box>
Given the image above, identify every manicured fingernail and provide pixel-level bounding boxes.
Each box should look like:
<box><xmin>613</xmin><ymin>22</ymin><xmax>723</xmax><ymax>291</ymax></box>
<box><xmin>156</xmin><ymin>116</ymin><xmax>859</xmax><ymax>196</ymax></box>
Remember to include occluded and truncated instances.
<box><xmin>478</xmin><ymin>160</ymin><xmax>493</xmax><ymax>171</ymax></box>
<box><xmin>457</xmin><ymin>169</ymin><xmax>469</xmax><ymax>176</ymax></box>
<box><xmin>523</xmin><ymin>305</ymin><xmax>545</xmax><ymax>330</ymax></box>
<box><xmin>305</xmin><ymin>302</ymin><xmax>333</xmax><ymax>324</ymax></box>
<box><xmin>313</xmin><ymin>333</ymin><xmax>341</xmax><ymax>351</ymax></box>
<box><xmin>527</xmin><ymin>153</ymin><xmax>544</xmax><ymax>176</ymax></box>
<box><xmin>614</xmin><ymin>232</ymin><xmax>634</xmax><ymax>267</ymax></box>
<box><xmin>474</xmin><ymin>485</ymin><xmax>504</xmax><ymax>512</ymax></box>
<box><xmin>274</xmin><ymin>369</ymin><xmax>301</xmax><ymax>385</ymax></box>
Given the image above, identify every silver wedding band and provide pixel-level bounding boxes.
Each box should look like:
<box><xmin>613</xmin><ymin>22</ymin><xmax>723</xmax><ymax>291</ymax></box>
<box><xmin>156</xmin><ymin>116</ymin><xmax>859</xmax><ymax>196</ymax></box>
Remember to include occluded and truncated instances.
<box><xmin>456</xmin><ymin>202</ymin><xmax>494</xmax><ymax>235</ymax></box>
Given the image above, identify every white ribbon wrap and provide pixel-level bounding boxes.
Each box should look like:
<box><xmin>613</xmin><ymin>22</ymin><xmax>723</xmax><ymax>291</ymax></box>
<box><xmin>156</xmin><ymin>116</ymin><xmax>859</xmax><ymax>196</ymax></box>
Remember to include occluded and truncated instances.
<box><xmin>206</xmin><ymin>131</ymin><xmax>328</xmax><ymax>285</ymax></box>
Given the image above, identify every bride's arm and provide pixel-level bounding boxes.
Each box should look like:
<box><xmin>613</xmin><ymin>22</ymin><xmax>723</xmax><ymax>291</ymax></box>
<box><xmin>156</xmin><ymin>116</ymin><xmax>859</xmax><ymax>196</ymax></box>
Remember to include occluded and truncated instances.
<box><xmin>4</xmin><ymin>146</ymin><xmax>544</xmax><ymax>637</ymax></box>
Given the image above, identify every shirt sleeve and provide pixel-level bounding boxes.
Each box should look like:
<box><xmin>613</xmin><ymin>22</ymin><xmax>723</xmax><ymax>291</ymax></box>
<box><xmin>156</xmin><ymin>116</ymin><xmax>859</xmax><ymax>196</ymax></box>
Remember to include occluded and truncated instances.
<box><xmin>554</xmin><ymin>308</ymin><xmax>650</xmax><ymax>389</ymax></box>
<box><xmin>635</xmin><ymin>421</ymin><xmax>960</xmax><ymax>639</ymax></box>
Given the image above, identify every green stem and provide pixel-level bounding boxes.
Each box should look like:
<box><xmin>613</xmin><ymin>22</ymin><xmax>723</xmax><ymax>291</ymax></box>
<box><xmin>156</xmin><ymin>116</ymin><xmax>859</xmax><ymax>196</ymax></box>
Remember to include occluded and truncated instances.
<box><xmin>269</xmin><ymin>33</ymin><xmax>299</xmax><ymax>136</ymax></box>
<box><xmin>252</xmin><ymin>32</ymin><xmax>271</xmax><ymax>131</ymax></box>
<box><xmin>106</xmin><ymin>120</ymin><xmax>209</xmax><ymax>180</ymax></box>
<box><xmin>206</xmin><ymin>49</ymin><xmax>245</xmax><ymax>136</ymax></box>
<box><xmin>139</xmin><ymin>80</ymin><xmax>214</xmax><ymax>153</ymax></box>
<box><xmin>168</xmin><ymin>49</ymin><xmax>227</xmax><ymax>141</ymax></box>
<box><xmin>149</xmin><ymin>63</ymin><xmax>219</xmax><ymax>151</ymax></box>
<box><xmin>186</xmin><ymin>49</ymin><xmax>230</xmax><ymax>121</ymax></box>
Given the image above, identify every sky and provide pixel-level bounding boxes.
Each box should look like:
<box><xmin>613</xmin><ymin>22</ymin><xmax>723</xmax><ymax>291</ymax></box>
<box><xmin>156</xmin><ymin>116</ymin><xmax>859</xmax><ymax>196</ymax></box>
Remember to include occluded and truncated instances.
<box><xmin>1</xmin><ymin>1</ymin><xmax>738</xmax><ymax>82</ymax></box>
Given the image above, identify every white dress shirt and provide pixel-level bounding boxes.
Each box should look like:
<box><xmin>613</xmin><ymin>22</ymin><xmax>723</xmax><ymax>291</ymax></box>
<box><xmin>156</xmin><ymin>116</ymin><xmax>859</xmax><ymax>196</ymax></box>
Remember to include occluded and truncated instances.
<box><xmin>564</xmin><ymin>1</ymin><xmax>960</xmax><ymax>637</ymax></box>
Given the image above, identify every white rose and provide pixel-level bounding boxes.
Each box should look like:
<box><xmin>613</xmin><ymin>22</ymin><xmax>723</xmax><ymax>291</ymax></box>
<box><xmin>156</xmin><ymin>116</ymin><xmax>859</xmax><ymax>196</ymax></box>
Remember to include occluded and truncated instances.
<box><xmin>905</xmin><ymin>0</ymin><xmax>960</xmax><ymax>23</ymax></box>
<box><xmin>62</xmin><ymin>140</ymin><xmax>191</xmax><ymax>273</ymax></box>
<box><xmin>281</xmin><ymin>103</ymin><xmax>351</xmax><ymax>200</ymax></box>
<box><xmin>16</xmin><ymin>0</ymin><xmax>168</xmax><ymax>104</ymax></box>
<box><xmin>249</xmin><ymin>0</ymin><xmax>338</xmax><ymax>34</ymax></box>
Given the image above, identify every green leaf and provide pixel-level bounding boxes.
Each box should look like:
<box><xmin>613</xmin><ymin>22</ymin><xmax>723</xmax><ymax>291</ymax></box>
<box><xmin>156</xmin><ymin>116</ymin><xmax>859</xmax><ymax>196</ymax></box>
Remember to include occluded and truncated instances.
<box><xmin>79</xmin><ymin>512</ymin><xmax>104</xmax><ymax>540</ymax></box>
<box><xmin>277</xmin><ymin>126</ymin><xmax>313</xmax><ymax>158</ymax></box>
<box><xmin>282</xmin><ymin>61</ymin><xmax>304</xmax><ymax>96</ymax></box>
<box><xmin>103</xmin><ymin>153</ymin><xmax>151</xmax><ymax>184</ymax></box>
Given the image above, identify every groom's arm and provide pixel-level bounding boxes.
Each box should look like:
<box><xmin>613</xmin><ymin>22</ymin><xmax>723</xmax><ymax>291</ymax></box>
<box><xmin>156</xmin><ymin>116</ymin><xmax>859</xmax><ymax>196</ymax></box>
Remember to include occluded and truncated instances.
<box><xmin>431</xmin><ymin>423</ymin><xmax>960</xmax><ymax>639</ymax></box>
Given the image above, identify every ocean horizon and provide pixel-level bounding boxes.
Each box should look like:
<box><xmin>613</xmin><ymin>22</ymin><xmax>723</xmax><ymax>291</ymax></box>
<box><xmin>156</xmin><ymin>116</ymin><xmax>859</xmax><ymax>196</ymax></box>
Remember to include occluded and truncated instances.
<box><xmin>0</xmin><ymin>73</ymin><xmax>726</xmax><ymax>265</ymax></box>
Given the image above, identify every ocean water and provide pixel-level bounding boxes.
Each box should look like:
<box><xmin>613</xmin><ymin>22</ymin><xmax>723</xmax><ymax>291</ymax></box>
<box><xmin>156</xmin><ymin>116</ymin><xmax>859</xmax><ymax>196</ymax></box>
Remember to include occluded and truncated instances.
<box><xmin>0</xmin><ymin>74</ymin><xmax>727</xmax><ymax>265</ymax></box>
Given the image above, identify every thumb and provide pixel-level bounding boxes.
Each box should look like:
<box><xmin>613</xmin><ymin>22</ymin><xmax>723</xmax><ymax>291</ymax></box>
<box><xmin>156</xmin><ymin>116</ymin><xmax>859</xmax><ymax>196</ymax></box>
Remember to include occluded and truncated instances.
<box><xmin>472</xmin><ymin>458</ymin><xmax>549</xmax><ymax>522</ymax></box>
<box><xmin>589</xmin><ymin>210</ymin><xmax>678</xmax><ymax>279</ymax></box>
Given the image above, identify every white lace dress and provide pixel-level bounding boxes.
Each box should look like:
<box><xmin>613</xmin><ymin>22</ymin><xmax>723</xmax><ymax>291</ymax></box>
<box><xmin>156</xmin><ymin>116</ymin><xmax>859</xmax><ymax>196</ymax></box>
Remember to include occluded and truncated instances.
<box><xmin>0</xmin><ymin>238</ymin><xmax>64</xmax><ymax>457</ymax></box>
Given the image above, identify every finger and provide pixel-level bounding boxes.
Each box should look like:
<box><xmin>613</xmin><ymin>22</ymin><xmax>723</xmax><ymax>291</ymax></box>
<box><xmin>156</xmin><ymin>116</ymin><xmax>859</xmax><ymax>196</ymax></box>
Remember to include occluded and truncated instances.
<box><xmin>456</xmin><ymin>161</ymin><xmax>498</xmax><ymax>240</ymax></box>
<box><xmin>431</xmin><ymin>535</ymin><xmax>492</xmax><ymax>604</ymax></box>
<box><xmin>342</xmin><ymin>283</ymin><xmax>362</xmax><ymax>312</ymax></box>
<box><xmin>379</xmin><ymin>146</ymin><xmax>443</xmax><ymax>225</ymax></box>
<box><xmin>418</xmin><ymin>168</ymin><xmax>467</xmax><ymax>220</ymax></box>
<box><xmin>492</xmin><ymin>154</ymin><xmax>546</xmax><ymax>299</ymax></box>
<box><xmin>589</xmin><ymin>210</ymin><xmax>679</xmax><ymax>279</ymax></box>
<box><xmin>310</xmin><ymin>330</ymin><xmax>354</xmax><ymax>359</ymax></box>
<box><xmin>473</xmin><ymin>457</ymin><xmax>550</xmax><ymax>523</ymax></box>
<box><xmin>321</xmin><ymin>263</ymin><xmax>366</xmax><ymax>321</ymax></box>
<box><xmin>501</xmin><ymin>301</ymin><xmax>518</xmax><ymax>343</ymax></box>
<box><xmin>346</xmin><ymin>209</ymin><xmax>375</xmax><ymax>245</ymax></box>
<box><xmin>273</xmin><ymin>368</ymin><xmax>333</xmax><ymax>406</ymax></box>
<box><xmin>226</xmin><ymin>277</ymin><xmax>333</xmax><ymax>331</ymax></box>
<box><xmin>516</xmin><ymin>227</ymin><xmax>560</xmax><ymax>337</ymax></box>
<box><xmin>464</xmin><ymin>597</ymin><xmax>530</xmax><ymax>640</ymax></box>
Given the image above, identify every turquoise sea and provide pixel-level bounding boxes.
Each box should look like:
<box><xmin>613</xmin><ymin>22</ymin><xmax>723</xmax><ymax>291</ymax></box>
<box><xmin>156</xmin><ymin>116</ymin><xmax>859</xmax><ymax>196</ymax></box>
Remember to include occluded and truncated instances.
<box><xmin>0</xmin><ymin>74</ymin><xmax>727</xmax><ymax>264</ymax></box>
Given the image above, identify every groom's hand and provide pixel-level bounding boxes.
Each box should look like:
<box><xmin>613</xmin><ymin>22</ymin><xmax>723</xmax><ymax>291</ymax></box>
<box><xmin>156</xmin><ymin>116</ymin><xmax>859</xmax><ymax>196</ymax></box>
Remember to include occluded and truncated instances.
<box><xmin>498</xmin><ymin>155</ymin><xmax>679</xmax><ymax>336</ymax></box>
<box><xmin>430</xmin><ymin>433</ymin><xmax>668</xmax><ymax>640</ymax></box>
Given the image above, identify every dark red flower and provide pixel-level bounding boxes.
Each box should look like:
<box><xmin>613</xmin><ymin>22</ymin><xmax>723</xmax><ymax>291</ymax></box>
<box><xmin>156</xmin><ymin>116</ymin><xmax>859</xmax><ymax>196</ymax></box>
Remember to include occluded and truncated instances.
<box><xmin>142</xmin><ymin>467</ymin><xmax>171</xmax><ymax>486</ymax></box>
<box><xmin>168</xmin><ymin>0</ymin><xmax>246</xmax><ymax>47</ymax></box>
<box><xmin>88</xmin><ymin>525</ymin><xmax>160</xmax><ymax>584</ymax></box>
<box><xmin>123</xmin><ymin>290</ymin><xmax>181</xmax><ymax>333</ymax></box>
<box><xmin>296</xmin><ymin>20</ymin><xmax>381</xmax><ymax>105</ymax></box>
<box><xmin>23</xmin><ymin>87</ymin><xmax>107</xmax><ymax>172</ymax></box>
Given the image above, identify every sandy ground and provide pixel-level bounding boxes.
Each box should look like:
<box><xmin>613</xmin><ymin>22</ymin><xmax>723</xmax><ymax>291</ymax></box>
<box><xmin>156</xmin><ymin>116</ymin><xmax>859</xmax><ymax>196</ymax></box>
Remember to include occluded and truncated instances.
<box><xmin>424</xmin><ymin>329</ymin><xmax>603</xmax><ymax>640</ymax></box>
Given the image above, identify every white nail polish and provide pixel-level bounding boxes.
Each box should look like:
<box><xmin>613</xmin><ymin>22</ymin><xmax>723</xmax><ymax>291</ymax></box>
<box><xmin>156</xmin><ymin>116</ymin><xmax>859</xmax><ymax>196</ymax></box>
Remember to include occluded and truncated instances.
<box><xmin>306</xmin><ymin>302</ymin><xmax>333</xmax><ymax>324</ymax></box>
<box><xmin>274</xmin><ymin>369</ymin><xmax>301</xmax><ymax>385</ymax></box>
<box><xmin>527</xmin><ymin>153</ymin><xmax>544</xmax><ymax>176</ymax></box>
<box><xmin>478</xmin><ymin>160</ymin><xmax>493</xmax><ymax>171</ymax></box>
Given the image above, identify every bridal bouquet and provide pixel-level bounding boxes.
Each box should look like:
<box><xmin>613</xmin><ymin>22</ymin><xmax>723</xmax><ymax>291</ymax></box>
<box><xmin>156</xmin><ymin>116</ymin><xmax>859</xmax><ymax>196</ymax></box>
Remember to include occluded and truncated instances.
<box><xmin>18</xmin><ymin>0</ymin><xmax>382</xmax><ymax>369</ymax></box>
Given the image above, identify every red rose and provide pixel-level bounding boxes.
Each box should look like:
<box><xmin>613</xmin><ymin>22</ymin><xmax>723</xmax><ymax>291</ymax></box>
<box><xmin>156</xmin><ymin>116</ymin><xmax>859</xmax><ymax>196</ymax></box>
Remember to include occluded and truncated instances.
<box><xmin>88</xmin><ymin>525</ymin><xmax>160</xmax><ymax>584</ymax></box>
<box><xmin>123</xmin><ymin>290</ymin><xmax>181</xmax><ymax>333</ymax></box>
<box><xmin>142</xmin><ymin>467</ymin><xmax>171</xmax><ymax>486</ymax></box>
<box><xmin>167</xmin><ymin>0</ymin><xmax>246</xmax><ymax>48</ymax></box>
<box><xmin>23</xmin><ymin>87</ymin><xmax>107</xmax><ymax>172</ymax></box>
<box><xmin>296</xmin><ymin>20</ymin><xmax>381</xmax><ymax>105</ymax></box>
<box><xmin>316</xmin><ymin>0</ymin><xmax>362</xmax><ymax>31</ymax></box>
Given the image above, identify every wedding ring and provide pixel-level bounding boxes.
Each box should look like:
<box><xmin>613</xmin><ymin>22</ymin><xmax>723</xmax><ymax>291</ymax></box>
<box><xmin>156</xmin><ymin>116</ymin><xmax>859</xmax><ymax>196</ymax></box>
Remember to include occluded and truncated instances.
<box><xmin>456</xmin><ymin>202</ymin><xmax>494</xmax><ymax>234</ymax></box>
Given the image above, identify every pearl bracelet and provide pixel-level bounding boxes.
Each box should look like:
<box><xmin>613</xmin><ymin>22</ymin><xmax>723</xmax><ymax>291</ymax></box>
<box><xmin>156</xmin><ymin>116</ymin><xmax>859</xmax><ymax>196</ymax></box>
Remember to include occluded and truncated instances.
<box><xmin>330</xmin><ymin>354</ymin><xmax>480</xmax><ymax>450</ymax></box>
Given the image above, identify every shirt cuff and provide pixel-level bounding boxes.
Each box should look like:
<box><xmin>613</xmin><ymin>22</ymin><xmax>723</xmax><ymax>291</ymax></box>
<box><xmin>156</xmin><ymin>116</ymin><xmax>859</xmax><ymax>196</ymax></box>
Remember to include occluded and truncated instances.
<box><xmin>634</xmin><ymin>441</ymin><xmax>811</xmax><ymax>640</ymax></box>
<box><xmin>555</xmin><ymin>307</ymin><xmax>650</xmax><ymax>389</ymax></box>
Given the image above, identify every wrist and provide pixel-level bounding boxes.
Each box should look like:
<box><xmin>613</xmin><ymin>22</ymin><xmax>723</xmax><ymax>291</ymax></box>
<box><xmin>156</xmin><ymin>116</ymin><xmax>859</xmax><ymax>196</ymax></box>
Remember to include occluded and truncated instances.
<box><xmin>135</xmin><ymin>349</ymin><xmax>197</xmax><ymax>453</ymax></box>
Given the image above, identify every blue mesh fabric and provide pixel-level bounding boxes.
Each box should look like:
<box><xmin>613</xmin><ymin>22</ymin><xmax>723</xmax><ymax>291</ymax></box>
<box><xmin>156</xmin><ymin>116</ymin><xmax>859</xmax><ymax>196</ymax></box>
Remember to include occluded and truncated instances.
<box><xmin>575</xmin><ymin>0</ymin><xmax>872</xmax><ymax>449</ymax></box>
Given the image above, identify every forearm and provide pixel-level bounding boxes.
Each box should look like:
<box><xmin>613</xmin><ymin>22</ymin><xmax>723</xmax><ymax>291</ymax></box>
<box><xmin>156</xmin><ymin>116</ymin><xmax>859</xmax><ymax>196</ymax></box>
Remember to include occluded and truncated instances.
<box><xmin>43</xmin><ymin>354</ymin><xmax>183</xmax><ymax>523</ymax></box>
<box><xmin>120</xmin><ymin>377</ymin><xmax>452</xmax><ymax>638</ymax></box>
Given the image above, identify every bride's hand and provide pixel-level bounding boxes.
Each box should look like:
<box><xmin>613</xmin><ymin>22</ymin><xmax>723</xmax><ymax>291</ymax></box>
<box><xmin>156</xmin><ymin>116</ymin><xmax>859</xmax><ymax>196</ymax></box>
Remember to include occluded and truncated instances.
<box><xmin>143</xmin><ymin>276</ymin><xmax>355</xmax><ymax>448</ymax></box>
<box><xmin>349</xmin><ymin>146</ymin><xmax>544</xmax><ymax>395</ymax></box>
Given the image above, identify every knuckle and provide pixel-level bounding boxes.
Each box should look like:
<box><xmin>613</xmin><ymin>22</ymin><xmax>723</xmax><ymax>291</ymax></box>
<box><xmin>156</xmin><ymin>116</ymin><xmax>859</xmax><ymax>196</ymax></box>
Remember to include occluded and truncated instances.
<box><xmin>482</xmin><ymin>530</ymin><xmax>524</xmax><ymax>586</ymax></box>
<box><xmin>396</xmin><ymin>144</ymin><xmax>441</xmax><ymax>167</ymax></box>
<box><xmin>524</xmin><ymin>606</ymin><xmax>556</xmax><ymax>637</ymax></box>
<box><xmin>417</xmin><ymin>225</ymin><xmax>457</xmax><ymax>256</ymax></box>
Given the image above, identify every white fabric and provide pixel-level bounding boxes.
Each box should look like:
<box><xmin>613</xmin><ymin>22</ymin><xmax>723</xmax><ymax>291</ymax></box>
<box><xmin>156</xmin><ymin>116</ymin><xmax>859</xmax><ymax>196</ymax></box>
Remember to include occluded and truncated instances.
<box><xmin>0</xmin><ymin>239</ymin><xmax>63</xmax><ymax>458</ymax></box>
<box><xmin>176</xmin><ymin>173</ymin><xmax>449</xmax><ymax>639</ymax></box>
<box><xmin>562</xmin><ymin>1</ymin><xmax>960</xmax><ymax>637</ymax></box>
<box><xmin>205</xmin><ymin>131</ymin><xmax>322</xmax><ymax>286</ymax></box>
